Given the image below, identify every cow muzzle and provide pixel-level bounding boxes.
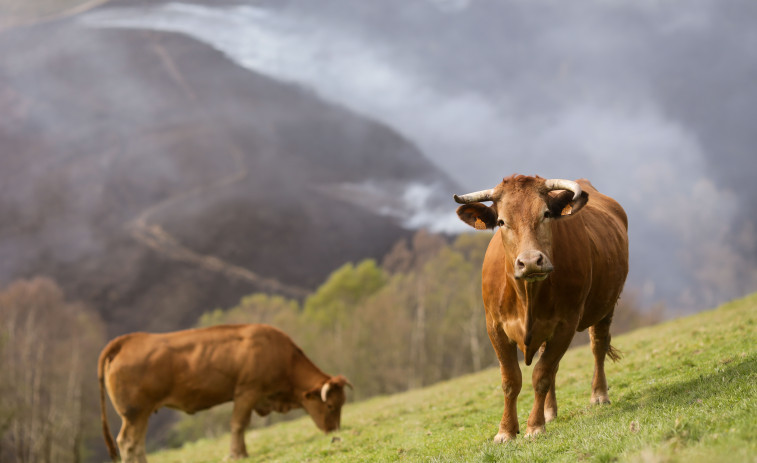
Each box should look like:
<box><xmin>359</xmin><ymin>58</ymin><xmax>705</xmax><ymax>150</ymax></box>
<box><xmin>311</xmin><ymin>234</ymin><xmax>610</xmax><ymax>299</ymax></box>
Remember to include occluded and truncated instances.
<box><xmin>514</xmin><ymin>250</ymin><xmax>554</xmax><ymax>282</ymax></box>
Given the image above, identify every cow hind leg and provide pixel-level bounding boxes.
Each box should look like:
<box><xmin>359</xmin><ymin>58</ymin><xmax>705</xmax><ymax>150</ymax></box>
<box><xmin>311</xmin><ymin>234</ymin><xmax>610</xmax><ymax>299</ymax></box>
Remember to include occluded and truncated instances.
<box><xmin>589</xmin><ymin>313</ymin><xmax>619</xmax><ymax>405</ymax></box>
<box><xmin>116</xmin><ymin>411</ymin><xmax>151</xmax><ymax>463</ymax></box>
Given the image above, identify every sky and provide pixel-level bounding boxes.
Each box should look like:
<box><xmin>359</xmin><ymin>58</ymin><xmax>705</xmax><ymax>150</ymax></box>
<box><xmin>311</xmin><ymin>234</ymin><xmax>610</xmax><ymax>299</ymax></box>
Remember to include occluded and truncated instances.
<box><xmin>81</xmin><ymin>0</ymin><xmax>757</xmax><ymax>313</ymax></box>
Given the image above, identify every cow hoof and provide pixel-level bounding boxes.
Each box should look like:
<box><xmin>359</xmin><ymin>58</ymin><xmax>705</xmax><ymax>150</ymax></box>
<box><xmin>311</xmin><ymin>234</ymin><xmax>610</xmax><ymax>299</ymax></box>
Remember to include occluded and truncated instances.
<box><xmin>525</xmin><ymin>425</ymin><xmax>545</xmax><ymax>438</ymax></box>
<box><xmin>544</xmin><ymin>408</ymin><xmax>557</xmax><ymax>423</ymax></box>
<box><xmin>226</xmin><ymin>452</ymin><xmax>249</xmax><ymax>461</ymax></box>
<box><xmin>591</xmin><ymin>395</ymin><xmax>611</xmax><ymax>405</ymax></box>
<box><xmin>493</xmin><ymin>432</ymin><xmax>516</xmax><ymax>443</ymax></box>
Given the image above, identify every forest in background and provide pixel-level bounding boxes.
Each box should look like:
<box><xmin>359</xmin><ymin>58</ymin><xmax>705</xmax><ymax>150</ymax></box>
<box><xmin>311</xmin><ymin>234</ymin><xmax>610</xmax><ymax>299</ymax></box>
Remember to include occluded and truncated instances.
<box><xmin>0</xmin><ymin>230</ymin><xmax>661</xmax><ymax>461</ymax></box>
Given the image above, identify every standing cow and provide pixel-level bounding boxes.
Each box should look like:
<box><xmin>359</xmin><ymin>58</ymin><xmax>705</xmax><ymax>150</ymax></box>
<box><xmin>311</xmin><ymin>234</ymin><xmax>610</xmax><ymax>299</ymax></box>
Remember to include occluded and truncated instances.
<box><xmin>454</xmin><ymin>175</ymin><xmax>628</xmax><ymax>442</ymax></box>
<box><xmin>98</xmin><ymin>324</ymin><xmax>352</xmax><ymax>462</ymax></box>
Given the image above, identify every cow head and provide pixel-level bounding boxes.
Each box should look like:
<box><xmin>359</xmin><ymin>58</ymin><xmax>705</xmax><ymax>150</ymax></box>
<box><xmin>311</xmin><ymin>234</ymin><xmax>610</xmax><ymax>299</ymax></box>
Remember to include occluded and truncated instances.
<box><xmin>455</xmin><ymin>175</ymin><xmax>588</xmax><ymax>282</ymax></box>
<box><xmin>302</xmin><ymin>375</ymin><xmax>352</xmax><ymax>432</ymax></box>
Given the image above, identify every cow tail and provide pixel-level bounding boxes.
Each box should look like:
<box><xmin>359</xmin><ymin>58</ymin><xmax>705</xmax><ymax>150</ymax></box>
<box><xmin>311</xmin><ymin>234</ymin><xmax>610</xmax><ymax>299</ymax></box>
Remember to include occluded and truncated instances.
<box><xmin>98</xmin><ymin>341</ymin><xmax>120</xmax><ymax>462</ymax></box>
<box><xmin>607</xmin><ymin>343</ymin><xmax>623</xmax><ymax>363</ymax></box>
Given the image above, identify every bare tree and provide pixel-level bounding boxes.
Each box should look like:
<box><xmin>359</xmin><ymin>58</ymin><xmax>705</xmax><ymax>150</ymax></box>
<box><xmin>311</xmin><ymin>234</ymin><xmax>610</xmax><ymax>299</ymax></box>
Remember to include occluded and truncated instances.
<box><xmin>408</xmin><ymin>275</ymin><xmax>426</xmax><ymax>390</ymax></box>
<box><xmin>0</xmin><ymin>277</ymin><xmax>104</xmax><ymax>463</ymax></box>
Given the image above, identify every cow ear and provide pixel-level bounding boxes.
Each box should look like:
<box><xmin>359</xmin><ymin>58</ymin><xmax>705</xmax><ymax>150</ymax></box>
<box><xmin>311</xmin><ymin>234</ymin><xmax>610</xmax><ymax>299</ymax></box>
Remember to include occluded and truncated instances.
<box><xmin>547</xmin><ymin>190</ymin><xmax>589</xmax><ymax>218</ymax></box>
<box><xmin>331</xmin><ymin>375</ymin><xmax>353</xmax><ymax>390</ymax></box>
<box><xmin>456</xmin><ymin>203</ymin><xmax>498</xmax><ymax>230</ymax></box>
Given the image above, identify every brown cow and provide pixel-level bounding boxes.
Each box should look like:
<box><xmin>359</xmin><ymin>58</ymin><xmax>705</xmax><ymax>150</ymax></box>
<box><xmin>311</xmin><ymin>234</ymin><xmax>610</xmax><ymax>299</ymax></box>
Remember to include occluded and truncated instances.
<box><xmin>454</xmin><ymin>175</ymin><xmax>628</xmax><ymax>442</ymax></box>
<box><xmin>98</xmin><ymin>324</ymin><xmax>352</xmax><ymax>462</ymax></box>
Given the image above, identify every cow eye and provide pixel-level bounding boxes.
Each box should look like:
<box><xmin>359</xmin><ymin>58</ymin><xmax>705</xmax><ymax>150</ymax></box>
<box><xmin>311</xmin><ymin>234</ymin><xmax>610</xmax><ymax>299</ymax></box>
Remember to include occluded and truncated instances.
<box><xmin>497</xmin><ymin>219</ymin><xmax>506</xmax><ymax>228</ymax></box>
<box><xmin>543</xmin><ymin>211</ymin><xmax>552</xmax><ymax>219</ymax></box>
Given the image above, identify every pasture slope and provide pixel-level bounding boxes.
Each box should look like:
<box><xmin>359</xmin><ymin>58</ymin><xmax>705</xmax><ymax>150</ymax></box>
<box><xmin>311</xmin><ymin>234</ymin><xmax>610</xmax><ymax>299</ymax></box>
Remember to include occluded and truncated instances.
<box><xmin>148</xmin><ymin>293</ymin><xmax>757</xmax><ymax>463</ymax></box>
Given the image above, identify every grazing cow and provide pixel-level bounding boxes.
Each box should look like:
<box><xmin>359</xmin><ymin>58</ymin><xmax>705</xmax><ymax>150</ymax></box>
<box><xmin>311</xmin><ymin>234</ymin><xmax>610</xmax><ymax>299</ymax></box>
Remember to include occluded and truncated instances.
<box><xmin>98</xmin><ymin>324</ymin><xmax>352</xmax><ymax>462</ymax></box>
<box><xmin>454</xmin><ymin>175</ymin><xmax>628</xmax><ymax>442</ymax></box>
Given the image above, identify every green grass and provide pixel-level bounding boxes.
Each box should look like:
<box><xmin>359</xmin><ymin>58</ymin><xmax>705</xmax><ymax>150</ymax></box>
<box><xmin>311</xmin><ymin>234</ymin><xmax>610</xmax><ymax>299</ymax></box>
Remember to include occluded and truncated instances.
<box><xmin>149</xmin><ymin>293</ymin><xmax>757</xmax><ymax>463</ymax></box>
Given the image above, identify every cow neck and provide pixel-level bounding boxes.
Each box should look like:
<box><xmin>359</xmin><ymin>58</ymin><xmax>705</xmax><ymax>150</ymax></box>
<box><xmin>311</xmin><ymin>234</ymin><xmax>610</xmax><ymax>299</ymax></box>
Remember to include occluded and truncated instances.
<box><xmin>291</xmin><ymin>351</ymin><xmax>330</xmax><ymax>397</ymax></box>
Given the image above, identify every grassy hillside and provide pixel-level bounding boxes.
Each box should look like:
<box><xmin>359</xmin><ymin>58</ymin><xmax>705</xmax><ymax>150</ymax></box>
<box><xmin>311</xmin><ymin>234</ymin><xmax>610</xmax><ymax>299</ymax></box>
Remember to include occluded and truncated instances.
<box><xmin>146</xmin><ymin>293</ymin><xmax>757</xmax><ymax>463</ymax></box>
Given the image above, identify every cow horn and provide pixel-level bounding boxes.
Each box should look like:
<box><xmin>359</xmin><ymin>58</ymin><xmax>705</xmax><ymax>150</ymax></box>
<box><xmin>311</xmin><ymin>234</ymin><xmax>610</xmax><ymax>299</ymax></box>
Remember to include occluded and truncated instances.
<box><xmin>453</xmin><ymin>188</ymin><xmax>495</xmax><ymax>204</ymax></box>
<box><xmin>544</xmin><ymin>179</ymin><xmax>582</xmax><ymax>200</ymax></box>
<box><xmin>320</xmin><ymin>382</ymin><xmax>331</xmax><ymax>402</ymax></box>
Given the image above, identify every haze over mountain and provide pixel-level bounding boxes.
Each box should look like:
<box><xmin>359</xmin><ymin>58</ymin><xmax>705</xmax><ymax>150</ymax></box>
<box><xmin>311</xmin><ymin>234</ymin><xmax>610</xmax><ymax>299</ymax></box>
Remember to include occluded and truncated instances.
<box><xmin>80</xmin><ymin>0</ymin><xmax>757</xmax><ymax>313</ymax></box>
<box><xmin>0</xmin><ymin>17</ymin><xmax>457</xmax><ymax>335</ymax></box>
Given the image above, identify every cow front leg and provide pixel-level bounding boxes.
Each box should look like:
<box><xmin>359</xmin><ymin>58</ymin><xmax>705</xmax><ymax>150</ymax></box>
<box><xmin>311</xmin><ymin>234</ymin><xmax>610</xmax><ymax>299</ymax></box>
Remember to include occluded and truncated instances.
<box><xmin>230</xmin><ymin>393</ymin><xmax>258</xmax><ymax>459</ymax></box>
<box><xmin>589</xmin><ymin>314</ymin><xmax>614</xmax><ymax>404</ymax></box>
<box><xmin>487</xmin><ymin>320</ymin><xmax>521</xmax><ymax>443</ymax></box>
<box><xmin>526</xmin><ymin>330</ymin><xmax>572</xmax><ymax>438</ymax></box>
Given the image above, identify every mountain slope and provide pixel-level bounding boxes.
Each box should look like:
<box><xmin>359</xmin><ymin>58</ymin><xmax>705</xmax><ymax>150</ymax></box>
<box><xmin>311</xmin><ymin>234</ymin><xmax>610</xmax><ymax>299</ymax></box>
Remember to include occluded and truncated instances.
<box><xmin>147</xmin><ymin>292</ymin><xmax>757</xmax><ymax>462</ymax></box>
<box><xmin>0</xmin><ymin>20</ymin><xmax>457</xmax><ymax>335</ymax></box>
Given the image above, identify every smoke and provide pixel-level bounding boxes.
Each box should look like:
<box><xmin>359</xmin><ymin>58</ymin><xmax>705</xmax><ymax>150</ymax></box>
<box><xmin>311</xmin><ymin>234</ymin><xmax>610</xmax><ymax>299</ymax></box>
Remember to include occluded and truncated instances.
<box><xmin>317</xmin><ymin>180</ymin><xmax>466</xmax><ymax>233</ymax></box>
<box><xmin>80</xmin><ymin>0</ymin><xmax>757</xmax><ymax>311</ymax></box>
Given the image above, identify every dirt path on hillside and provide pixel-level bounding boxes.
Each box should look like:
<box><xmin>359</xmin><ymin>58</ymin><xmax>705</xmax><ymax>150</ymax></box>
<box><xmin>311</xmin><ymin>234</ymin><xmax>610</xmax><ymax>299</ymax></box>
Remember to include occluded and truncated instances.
<box><xmin>127</xmin><ymin>40</ymin><xmax>310</xmax><ymax>300</ymax></box>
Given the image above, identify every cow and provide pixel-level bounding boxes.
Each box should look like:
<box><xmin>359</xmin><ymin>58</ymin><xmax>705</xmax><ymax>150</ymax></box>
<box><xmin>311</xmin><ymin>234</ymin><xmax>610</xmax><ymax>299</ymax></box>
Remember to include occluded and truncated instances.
<box><xmin>454</xmin><ymin>175</ymin><xmax>628</xmax><ymax>442</ymax></box>
<box><xmin>98</xmin><ymin>324</ymin><xmax>352</xmax><ymax>463</ymax></box>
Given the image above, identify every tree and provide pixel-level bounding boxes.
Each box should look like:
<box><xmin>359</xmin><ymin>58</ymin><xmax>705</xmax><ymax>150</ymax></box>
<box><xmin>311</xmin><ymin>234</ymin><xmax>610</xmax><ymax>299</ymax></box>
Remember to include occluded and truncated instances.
<box><xmin>343</xmin><ymin>273</ymin><xmax>415</xmax><ymax>397</ymax></box>
<box><xmin>302</xmin><ymin>260</ymin><xmax>387</xmax><ymax>374</ymax></box>
<box><xmin>0</xmin><ymin>277</ymin><xmax>105</xmax><ymax>463</ymax></box>
<box><xmin>303</xmin><ymin>260</ymin><xmax>387</xmax><ymax>325</ymax></box>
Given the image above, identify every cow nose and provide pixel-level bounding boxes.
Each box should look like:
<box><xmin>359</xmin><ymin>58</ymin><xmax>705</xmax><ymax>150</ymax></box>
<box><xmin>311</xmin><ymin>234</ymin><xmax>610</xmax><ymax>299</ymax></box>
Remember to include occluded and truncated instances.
<box><xmin>514</xmin><ymin>250</ymin><xmax>553</xmax><ymax>281</ymax></box>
